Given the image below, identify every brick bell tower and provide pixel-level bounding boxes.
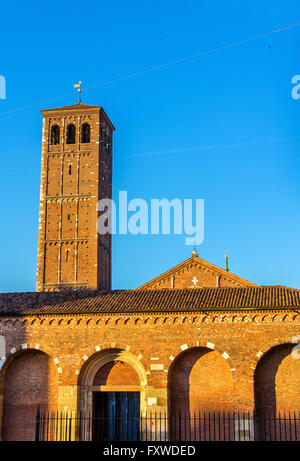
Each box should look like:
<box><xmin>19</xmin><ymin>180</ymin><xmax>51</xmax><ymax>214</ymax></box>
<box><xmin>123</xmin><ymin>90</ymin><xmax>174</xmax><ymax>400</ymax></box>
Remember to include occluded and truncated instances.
<box><xmin>36</xmin><ymin>101</ymin><xmax>114</xmax><ymax>292</ymax></box>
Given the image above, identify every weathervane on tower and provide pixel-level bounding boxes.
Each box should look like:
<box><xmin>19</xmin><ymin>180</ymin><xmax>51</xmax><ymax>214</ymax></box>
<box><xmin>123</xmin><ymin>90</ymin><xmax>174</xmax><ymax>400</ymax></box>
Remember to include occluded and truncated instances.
<box><xmin>74</xmin><ymin>81</ymin><xmax>82</xmax><ymax>103</ymax></box>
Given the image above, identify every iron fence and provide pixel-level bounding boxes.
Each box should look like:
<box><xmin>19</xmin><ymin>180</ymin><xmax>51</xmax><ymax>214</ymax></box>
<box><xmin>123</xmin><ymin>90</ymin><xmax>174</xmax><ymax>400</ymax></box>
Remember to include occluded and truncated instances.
<box><xmin>35</xmin><ymin>409</ymin><xmax>300</xmax><ymax>441</ymax></box>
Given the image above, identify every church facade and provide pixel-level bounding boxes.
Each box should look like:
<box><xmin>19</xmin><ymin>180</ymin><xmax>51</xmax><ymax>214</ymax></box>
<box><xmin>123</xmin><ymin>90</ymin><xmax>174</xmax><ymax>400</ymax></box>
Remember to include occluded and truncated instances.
<box><xmin>0</xmin><ymin>103</ymin><xmax>299</xmax><ymax>441</ymax></box>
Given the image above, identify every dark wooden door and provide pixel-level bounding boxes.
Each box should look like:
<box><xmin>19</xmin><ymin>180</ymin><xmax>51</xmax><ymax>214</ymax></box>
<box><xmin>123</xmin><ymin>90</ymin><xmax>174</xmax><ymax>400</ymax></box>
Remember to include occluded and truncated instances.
<box><xmin>92</xmin><ymin>391</ymin><xmax>140</xmax><ymax>441</ymax></box>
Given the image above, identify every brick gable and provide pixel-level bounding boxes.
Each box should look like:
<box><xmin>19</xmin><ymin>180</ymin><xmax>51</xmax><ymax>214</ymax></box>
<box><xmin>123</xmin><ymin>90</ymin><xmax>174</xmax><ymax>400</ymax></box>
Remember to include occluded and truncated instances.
<box><xmin>138</xmin><ymin>253</ymin><xmax>256</xmax><ymax>290</ymax></box>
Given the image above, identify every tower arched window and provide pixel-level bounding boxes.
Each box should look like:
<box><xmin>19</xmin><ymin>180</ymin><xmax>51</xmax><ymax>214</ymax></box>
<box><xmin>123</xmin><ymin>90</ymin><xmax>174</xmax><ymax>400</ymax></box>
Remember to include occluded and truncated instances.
<box><xmin>81</xmin><ymin>123</ymin><xmax>90</xmax><ymax>143</ymax></box>
<box><xmin>66</xmin><ymin>123</ymin><xmax>76</xmax><ymax>144</ymax></box>
<box><xmin>50</xmin><ymin>125</ymin><xmax>60</xmax><ymax>145</ymax></box>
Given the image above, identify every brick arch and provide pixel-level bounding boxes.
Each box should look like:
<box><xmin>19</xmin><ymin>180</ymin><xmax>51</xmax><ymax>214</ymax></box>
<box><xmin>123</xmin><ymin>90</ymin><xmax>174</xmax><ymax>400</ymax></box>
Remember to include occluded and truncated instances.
<box><xmin>167</xmin><ymin>341</ymin><xmax>236</xmax><ymax>374</ymax></box>
<box><xmin>86</xmin><ymin>318</ymin><xmax>95</xmax><ymax>326</ymax></box>
<box><xmin>1</xmin><ymin>347</ymin><xmax>58</xmax><ymax>441</ymax></box>
<box><xmin>13</xmin><ymin>319</ymin><xmax>21</xmax><ymax>327</ymax></box>
<box><xmin>261</xmin><ymin>314</ymin><xmax>270</xmax><ymax>322</ymax></box>
<box><xmin>253</xmin><ymin>339</ymin><xmax>300</xmax><ymax>418</ymax></box>
<box><xmin>281</xmin><ymin>314</ymin><xmax>290</xmax><ymax>322</ymax></box>
<box><xmin>75</xmin><ymin>343</ymin><xmax>147</xmax><ymax>383</ymax></box>
<box><xmin>0</xmin><ymin>344</ymin><xmax>62</xmax><ymax>378</ymax></box>
<box><xmin>250</xmin><ymin>336</ymin><xmax>300</xmax><ymax>370</ymax></box>
<box><xmin>168</xmin><ymin>343</ymin><xmax>235</xmax><ymax>419</ymax></box>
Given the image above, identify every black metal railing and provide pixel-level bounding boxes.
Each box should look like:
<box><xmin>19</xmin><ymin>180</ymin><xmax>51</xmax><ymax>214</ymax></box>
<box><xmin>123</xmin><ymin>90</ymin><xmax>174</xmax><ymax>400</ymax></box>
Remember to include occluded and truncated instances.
<box><xmin>35</xmin><ymin>409</ymin><xmax>300</xmax><ymax>441</ymax></box>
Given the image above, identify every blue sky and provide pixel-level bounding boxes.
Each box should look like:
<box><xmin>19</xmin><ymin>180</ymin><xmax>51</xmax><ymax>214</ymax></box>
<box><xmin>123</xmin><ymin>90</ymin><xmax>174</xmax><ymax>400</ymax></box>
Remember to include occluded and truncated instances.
<box><xmin>0</xmin><ymin>0</ymin><xmax>300</xmax><ymax>292</ymax></box>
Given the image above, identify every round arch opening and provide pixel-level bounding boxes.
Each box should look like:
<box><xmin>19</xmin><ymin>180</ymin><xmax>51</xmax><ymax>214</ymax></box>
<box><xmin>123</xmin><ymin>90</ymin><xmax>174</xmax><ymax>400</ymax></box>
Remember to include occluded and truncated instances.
<box><xmin>78</xmin><ymin>349</ymin><xmax>147</xmax><ymax>440</ymax></box>
<box><xmin>1</xmin><ymin>349</ymin><xmax>58</xmax><ymax>441</ymax></box>
<box><xmin>168</xmin><ymin>346</ymin><xmax>234</xmax><ymax>416</ymax></box>
<box><xmin>254</xmin><ymin>343</ymin><xmax>300</xmax><ymax>416</ymax></box>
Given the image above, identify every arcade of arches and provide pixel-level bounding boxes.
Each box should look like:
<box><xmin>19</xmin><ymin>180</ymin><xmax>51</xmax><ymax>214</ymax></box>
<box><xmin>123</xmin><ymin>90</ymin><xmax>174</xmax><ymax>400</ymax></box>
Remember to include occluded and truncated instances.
<box><xmin>0</xmin><ymin>318</ymin><xmax>299</xmax><ymax>441</ymax></box>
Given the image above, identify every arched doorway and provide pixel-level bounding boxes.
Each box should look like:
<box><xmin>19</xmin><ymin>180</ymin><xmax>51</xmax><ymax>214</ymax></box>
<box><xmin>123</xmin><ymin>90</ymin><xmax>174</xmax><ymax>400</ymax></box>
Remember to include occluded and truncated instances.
<box><xmin>1</xmin><ymin>349</ymin><xmax>58</xmax><ymax>441</ymax></box>
<box><xmin>78</xmin><ymin>349</ymin><xmax>146</xmax><ymax>441</ymax></box>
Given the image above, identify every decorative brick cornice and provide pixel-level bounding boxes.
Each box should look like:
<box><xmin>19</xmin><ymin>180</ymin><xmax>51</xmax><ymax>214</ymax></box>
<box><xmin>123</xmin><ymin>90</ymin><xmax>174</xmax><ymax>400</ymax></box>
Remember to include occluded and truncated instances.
<box><xmin>0</xmin><ymin>311</ymin><xmax>298</xmax><ymax>326</ymax></box>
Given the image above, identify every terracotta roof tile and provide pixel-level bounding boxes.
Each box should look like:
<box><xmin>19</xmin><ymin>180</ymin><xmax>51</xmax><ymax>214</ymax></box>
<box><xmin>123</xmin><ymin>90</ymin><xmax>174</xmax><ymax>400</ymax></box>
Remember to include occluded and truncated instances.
<box><xmin>0</xmin><ymin>286</ymin><xmax>299</xmax><ymax>316</ymax></box>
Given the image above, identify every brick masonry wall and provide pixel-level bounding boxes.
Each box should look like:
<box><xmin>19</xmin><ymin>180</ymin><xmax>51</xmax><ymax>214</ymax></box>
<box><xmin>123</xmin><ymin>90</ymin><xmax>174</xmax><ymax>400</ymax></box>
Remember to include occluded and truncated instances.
<box><xmin>0</xmin><ymin>310</ymin><xmax>299</xmax><ymax>439</ymax></box>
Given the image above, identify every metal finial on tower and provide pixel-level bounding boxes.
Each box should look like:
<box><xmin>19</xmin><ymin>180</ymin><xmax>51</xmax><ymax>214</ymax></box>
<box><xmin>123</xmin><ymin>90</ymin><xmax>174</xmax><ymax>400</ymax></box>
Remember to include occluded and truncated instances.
<box><xmin>74</xmin><ymin>81</ymin><xmax>82</xmax><ymax>103</ymax></box>
<box><xmin>225</xmin><ymin>249</ymin><xmax>229</xmax><ymax>272</ymax></box>
<box><xmin>192</xmin><ymin>242</ymin><xmax>198</xmax><ymax>257</ymax></box>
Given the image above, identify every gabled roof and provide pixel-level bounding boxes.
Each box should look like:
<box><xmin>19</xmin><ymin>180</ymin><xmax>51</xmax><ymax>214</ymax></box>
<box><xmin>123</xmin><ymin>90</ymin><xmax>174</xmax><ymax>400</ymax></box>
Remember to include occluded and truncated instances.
<box><xmin>138</xmin><ymin>254</ymin><xmax>257</xmax><ymax>289</ymax></box>
<box><xmin>0</xmin><ymin>286</ymin><xmax>299</xmax><ymax>316</ymax></box>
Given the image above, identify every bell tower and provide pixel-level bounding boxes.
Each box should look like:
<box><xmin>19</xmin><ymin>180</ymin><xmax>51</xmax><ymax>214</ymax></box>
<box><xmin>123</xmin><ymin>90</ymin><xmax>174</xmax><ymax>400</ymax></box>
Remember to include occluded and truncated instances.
<box><xmin>36</xmin><ymin>102</ymin><xmax>114</xmax><ymax>291</ymax></box>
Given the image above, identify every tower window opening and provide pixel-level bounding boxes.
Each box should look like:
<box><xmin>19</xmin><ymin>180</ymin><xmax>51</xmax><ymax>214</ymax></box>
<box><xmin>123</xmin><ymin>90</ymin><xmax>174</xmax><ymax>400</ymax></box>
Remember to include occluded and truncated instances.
<box><xmin>81</xmin><ymin>123</ymin><xmax>90</xmax><ymax>143</ymax></box>
<box><xmin>66</xmin><ymin>249</ymin><xmax>69</xmax><ymax>262</ymax></box>
<box><xmin>50</xmin><ymin>125</ymin><xmax>60</xmax><ymax>145</ymax></box>
<box><xmin>68</xmin><ymin>165</ymin><xmax>72</xmax><ymax>175</ymax></box>
<box><xmin>67</xmin><ymin>214</ymin><xmax>70</xmax><ymax>221</ymax></box>
<box><xmin>66</xmin><ymin>123</ymin><xmax>76</xmax><ymax>144</ymax></box>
